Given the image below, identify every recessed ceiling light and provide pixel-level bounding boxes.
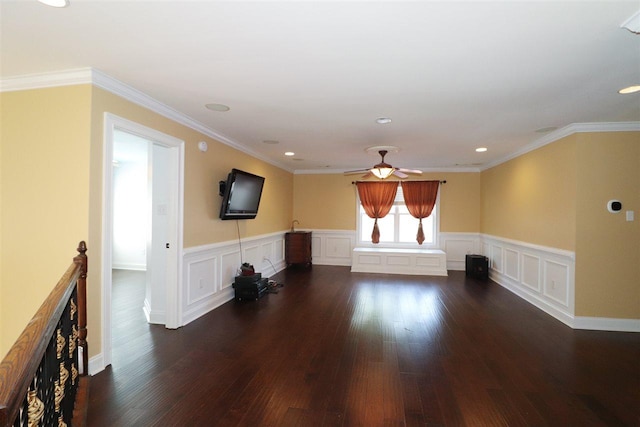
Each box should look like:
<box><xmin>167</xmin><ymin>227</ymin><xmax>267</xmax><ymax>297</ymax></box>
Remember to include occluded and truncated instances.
<box><xmin>475</xmin><ymin>147</ymin><xmax>488</xmax><ymax>153</ymax></box>
<box><xmin>285</xmin><ymin>152</ymin><xmax>295</xmax><ymax>156</ymax></box>
<box><xmin>205</xmin><ymin>103</ymin><xmax>230</xmax><ymax>112</ymax></box>
<box><xmin>618</xmin><ymin>85</ymin><xmax>640</xmax><ymax>94</ymax></box>
<box><xmin>375</xmin><ymin>117</ymin><xmax>392</xmax><ymax>124</ymax></box>
<box><xmin>262</xmin><ymin>140</ymin><xmax>279</xmax><ymax>145</ymax></box>
<box><xmin>38</xmin><ymin>0</ymin><xmax>69</xmax><ymax>7</ymax></box>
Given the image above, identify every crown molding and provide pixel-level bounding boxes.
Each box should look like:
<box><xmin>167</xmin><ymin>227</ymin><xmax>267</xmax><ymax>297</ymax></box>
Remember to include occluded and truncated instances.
<box><xmin>1</xmin><ymin>68</ymin><xmax>293</xmax><ymax>173</ymax></box>
<box><xmin>481</xmin><ymin>121</ymin><xmax>640</xmax><ymax>171</ymax></box>
<box><xmin>0</xmin><ymin>68</ymin><xmax>93</xmax><ymax>92</ymax></box>
<box><xmin>2</xmin><ymin>69</ymin><xmax>637</xmax><ymax>176</ymax></box>
<box><xmin>621</xmin><ymin>8</ymin><xmax>640</xmax><ymax>34</ymax></box>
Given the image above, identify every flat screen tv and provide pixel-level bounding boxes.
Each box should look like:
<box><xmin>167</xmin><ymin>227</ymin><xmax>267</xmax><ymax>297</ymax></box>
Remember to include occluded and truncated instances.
<box><xmin>219</xmin><ymin>169</ymin><xmax>265</xmax><ymax>220</ymax></box>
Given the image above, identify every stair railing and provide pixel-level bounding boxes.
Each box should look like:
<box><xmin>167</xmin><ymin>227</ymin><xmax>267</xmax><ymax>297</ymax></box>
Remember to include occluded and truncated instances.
<box><xmin>0</xmin><ymin>241</ymin><xmax>88</xmax><ymax>427</ymax></box>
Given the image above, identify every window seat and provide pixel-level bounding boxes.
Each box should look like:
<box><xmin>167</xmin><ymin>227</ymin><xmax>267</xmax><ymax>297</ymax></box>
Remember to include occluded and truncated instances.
<box><xmin>351</xmin><ymin>247</ymin><xmax>448</xmax><ymax>276</ymax></box>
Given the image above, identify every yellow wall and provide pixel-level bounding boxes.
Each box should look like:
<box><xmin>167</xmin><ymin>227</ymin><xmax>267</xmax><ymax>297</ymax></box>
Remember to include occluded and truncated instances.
<box><xmin>481</xmin><ymin>131</ymin><xmax>639</xmax><ymax>319</ymax></box>
<box><xmin>0</xmin><ymin>86</ymin><xmax>92</xmax><ymax>357</ymax></box>
<box><xmin>481</xmin><ymin>136</ymin><xmax>578</xmax><ymax>250</ymax></box>
<box><xmin>574</xmin><ymin>132</ymin><xmax>639</xmax><ymax>318</ymax></box>
<box><xmin>1</xmin><ymin>85</ymin><xmax>293</xmax><ymax>359</ymax></box>
<box><xmin>293</xmin><ymin>174</ymin><xmax>357</xmax><ymax>230</ymax></box>
<box><xmin>0</xmin><ymin>91</ymin><xmax>3</xmax><ymax>350</ymax></box>
<box><xmin>293</xmin><ymin>172</ymin><xmax>481</xmax><ymax>232</ymax></box>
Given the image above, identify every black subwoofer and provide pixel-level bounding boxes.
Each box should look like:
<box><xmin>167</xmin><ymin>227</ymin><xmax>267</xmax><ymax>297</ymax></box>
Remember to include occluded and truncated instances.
<box><xmin>466</xmin><ymin>254</ymin><xmax>489</xmax><ymax>280</ymax></box>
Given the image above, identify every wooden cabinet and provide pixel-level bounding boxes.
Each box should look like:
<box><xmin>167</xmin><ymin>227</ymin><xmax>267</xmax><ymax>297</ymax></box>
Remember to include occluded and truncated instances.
<box><xmin>285</xmin><ymin>231</ymin><xmax>312</xmax><ymax>267</ymax></box>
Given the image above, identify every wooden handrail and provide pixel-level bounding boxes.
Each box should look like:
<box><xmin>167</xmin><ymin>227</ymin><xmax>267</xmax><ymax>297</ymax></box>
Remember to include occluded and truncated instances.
<box><xmin>0</xmin><ymin>241</ymin><xmax>88</xmax><ymax>427</ymax></box>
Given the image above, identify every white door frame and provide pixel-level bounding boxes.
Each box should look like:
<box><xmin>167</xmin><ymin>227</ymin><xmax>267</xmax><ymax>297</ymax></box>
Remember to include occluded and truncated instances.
<box><xmin>102</xmin><ymin>113</ymin><xmax>184</xmax><ymax>368</ymax></box>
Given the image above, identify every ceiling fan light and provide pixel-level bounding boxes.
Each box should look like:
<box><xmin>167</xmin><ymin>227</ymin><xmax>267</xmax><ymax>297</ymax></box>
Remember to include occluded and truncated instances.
<box><xmin>371</xmin><ymin>166</ymin><xmax>394</xmax><ymax>179</ymax></box>
<box><xmin>38</xmin><ymin>0</ymin><xmax>69</xmax><ymax>7</ymax></box>
<box><xmin>618</xmin><ymin>85</ymin><xmax>640</xmax><ymax>94</ymax></box>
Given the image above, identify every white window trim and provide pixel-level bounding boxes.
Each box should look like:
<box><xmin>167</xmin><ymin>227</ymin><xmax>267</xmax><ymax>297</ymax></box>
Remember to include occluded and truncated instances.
<box><xmin>355</xmin><ymin>185</ymin><xmax>441</xmax><ymax>249</ymax></box>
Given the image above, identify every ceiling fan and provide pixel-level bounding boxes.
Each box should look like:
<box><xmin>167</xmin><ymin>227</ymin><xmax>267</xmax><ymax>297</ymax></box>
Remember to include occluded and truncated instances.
<box><xmin>344</xmin><ymin>149</ymin><xmax>423</xmax><ymax>179</ymax></box>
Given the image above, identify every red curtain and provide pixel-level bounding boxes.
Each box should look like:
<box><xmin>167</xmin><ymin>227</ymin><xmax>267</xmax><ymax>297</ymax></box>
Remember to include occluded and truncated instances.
<box><xmin>356</xmin><ymin>181</ymin><xmax>398</xmax><ymax>243</ymax></box>
<box><xmin>400</xmin><ymin>181</ymin><xmax>439</xmax><ymax>244</ymax></box>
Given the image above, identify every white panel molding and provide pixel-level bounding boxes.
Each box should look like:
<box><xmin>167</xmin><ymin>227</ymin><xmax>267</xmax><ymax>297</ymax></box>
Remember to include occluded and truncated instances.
<box><xmin>481</xmin><ymin>234</ymin><xmax>576</xmax><ymax>328</ymax></box>
<box><xmin>185</xmin><ymin>255</ymin><xmax>218</xmax><ymax>306</ymax></box>
<box><xmin>440</xmin><ymin>232</ymin><xmax>481</xmax><ymax>271</ymax></box>
<box><xmin>542</xmin><ymin>259</ymin><xmax>571</xmax><ymax>308</ymax></box>
<box><xmin>521</xmin><ymin>253</ymin><xmax>541</xmax><ymax>292</ymax></box>
<box><xmin>471</xmin><ymin>234</ymin><xmax>636</xmax><ymax>333</ymax></box>
<box><xmin>504</xmin><ymin>248</ymin><xmax>520</xmax><ymax>281</ymax></box>
<box><xmin>182</xmin><ymin>231</ymin><xmax>287</xmax><ymax>325</ymax></box>
<box><xmin>308</xmin><ymin>229</ymin><xmax>355</xmax><ymax>266</ymax></box>
<box><xmin>351</xmin><ymin>247</ymin><xmax>447</xmax><ymax>276</ymax></box>
<box><xmin>491</xmin><ymin>244</ymin><xmax>504</xmax><ymax>273</ymax></box>
<box><xmin>220</xmin><ymin>251</ymin><xmax>241</xmax><ymax>291</ymax></box>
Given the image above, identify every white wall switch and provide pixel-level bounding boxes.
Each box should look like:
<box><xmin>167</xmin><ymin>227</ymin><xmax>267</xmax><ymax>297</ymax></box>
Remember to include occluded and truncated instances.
<box><xmin>626</xmin><ymin>210</ymin><xmax>634</xmax><ymax>221</ymax></box>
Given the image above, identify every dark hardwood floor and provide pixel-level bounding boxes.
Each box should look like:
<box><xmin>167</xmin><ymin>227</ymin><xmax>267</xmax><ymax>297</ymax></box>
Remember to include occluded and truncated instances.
<box><xmin>88</xmin><ymin>267</ymin><xmax>640</xmax><ymax>426</ymax></box>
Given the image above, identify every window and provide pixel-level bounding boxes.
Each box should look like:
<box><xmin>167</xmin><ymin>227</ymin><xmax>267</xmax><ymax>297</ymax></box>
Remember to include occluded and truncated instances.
<box><xmin>357</xmin><ymin>186</ymin><xmax>439</xmax><ymax>247</ymax></box>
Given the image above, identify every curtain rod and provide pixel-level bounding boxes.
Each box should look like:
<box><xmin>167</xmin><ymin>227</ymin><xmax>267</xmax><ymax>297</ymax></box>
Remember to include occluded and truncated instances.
<box><xmin>351</xmin><ymin>180</ymin><xmax>447</xmax><ymax>185</ymax></box>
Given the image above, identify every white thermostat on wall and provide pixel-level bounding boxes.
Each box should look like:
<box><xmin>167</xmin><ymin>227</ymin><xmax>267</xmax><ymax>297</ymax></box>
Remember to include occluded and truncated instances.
<box><xmin>198</xmin><ymin>141</ymin><xmax>208</xmax><ymax>152</ymax></box>
<box><xmin>607</xmin><ymin>200</ymin><xmax>622</xmax><ymax>213</ymax></box>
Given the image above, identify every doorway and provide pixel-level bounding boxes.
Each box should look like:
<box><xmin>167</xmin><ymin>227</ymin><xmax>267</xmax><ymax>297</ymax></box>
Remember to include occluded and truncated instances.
<box><xmin>102</xmin><ymin>113</ymin><xmax>184</xmax><ymax>369</ymax></box>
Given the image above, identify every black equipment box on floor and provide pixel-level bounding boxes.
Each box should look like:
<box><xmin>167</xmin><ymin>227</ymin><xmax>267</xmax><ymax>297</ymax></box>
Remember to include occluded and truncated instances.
<box><xmin>233</xmin><ymin>275</ymin><xmax>269</xmax><ymax>301</ymax></box>
<box><xmin>466</xmin><ymin>254</ymin><xmax>489</xmax><ymax>281</ymax></box>
<box><xmin>234</xmin><ymin>273</ymin><xmax>262</xmax><ymax>286</ymax></box>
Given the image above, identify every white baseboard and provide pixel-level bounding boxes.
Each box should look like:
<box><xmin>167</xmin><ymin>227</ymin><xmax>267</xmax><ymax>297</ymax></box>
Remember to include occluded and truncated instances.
<box><xmin>112</xmin><ymin>263</ymin><xmax>146</xmax><ymax>271</ymax></box>
<box><xmin>572</xmin><ymin>316</ymin><xmax>640</xmax><ymax>332</ymax></box>
<box><xmin>143</xmin><ymin>298</ymin><xmax>165</xmax><ymax>325</ymax></box>
<box><xmin>89</xmin><ymin>353</ymin><xmax>105</xmax><ymax>376</ymax></box>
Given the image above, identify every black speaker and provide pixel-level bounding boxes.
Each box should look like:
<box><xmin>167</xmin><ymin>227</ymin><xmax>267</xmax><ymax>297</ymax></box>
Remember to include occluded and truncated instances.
<box><xmin>466</xmin><ymin>255</ymin><xmax>488</xmax><ymax>281</ymax></box>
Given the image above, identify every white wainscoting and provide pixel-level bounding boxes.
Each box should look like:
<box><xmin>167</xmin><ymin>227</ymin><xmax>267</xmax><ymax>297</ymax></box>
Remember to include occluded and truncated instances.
<box><xmin>309</xmin><ymin>229</ymin><xmax>356</xmax><ymax>266</ymax></box>
<box><xmin>440</xmin><ymin>232</ymin><xmax>482</xmax><ymax>271</ymax></box>
<box><xmin>351</xmin><ymin>247</ymin><xmax>448</xmax><ymax>276</ymax></box>
<box><xmin>481</xmin><ymin>234</ymin><xmax>576</xmax><ymax>327</ymax></box>
<box><xmin>182</xmin><ymin>229</ymin><xmax>639</xmax><ymax>338</ymax></box>
<box><xmin>307</xmin><ymin>230</ymin><xmax>483</xmax><ymax>272</ymax></box>
<box><xmin>181</xmin><ymin>231</ymin><xmax>287</xmax><ymax>325</ymax></box>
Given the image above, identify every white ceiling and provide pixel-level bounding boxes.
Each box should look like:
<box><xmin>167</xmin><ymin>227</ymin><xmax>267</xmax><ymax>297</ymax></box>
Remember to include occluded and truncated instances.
<box><xmin>1</xmin><ymin>1</ymin><xmax>639</xmax><ymax>173</ymax></box>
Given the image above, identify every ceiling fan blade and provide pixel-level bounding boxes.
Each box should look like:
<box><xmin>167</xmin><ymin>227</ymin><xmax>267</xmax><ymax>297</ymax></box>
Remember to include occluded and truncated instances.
<box><xmin>393</xmin><ymin>170</ymin><xmax>409</xmax><ymax>179</ymax></box>
<box><xmin>397</xmin><ymin>168</ymin><xmax>423</xmax><ymax>175</ymax></box>
<box><xmin>344</xmin><ymin>169</ymin><xmax>370</xmax><ymax>175</ymax></box>
<box><xmin>361</xmin><ymin>171</ymin><xmax>373</xmax><ymax>179</ymax></box>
